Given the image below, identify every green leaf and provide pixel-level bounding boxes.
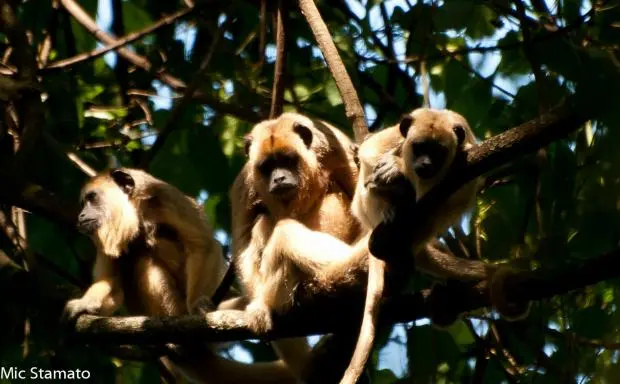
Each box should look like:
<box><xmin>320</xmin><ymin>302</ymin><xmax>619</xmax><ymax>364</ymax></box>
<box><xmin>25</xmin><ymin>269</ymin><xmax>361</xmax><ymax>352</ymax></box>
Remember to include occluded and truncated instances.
<box><xmin>122</xmin><ymin>1</ymin><xmax>153</xmax><ymax>33</ymax></box>
<box><xmin>571</xmin><ymin>307</ymin><xmax>611</xmax><ymax>339</ymax></box>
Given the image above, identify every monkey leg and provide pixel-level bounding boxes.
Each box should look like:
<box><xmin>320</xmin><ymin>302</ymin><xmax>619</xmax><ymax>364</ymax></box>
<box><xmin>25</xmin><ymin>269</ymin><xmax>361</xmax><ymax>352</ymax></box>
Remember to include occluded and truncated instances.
<box><xmin>134</xmin><ymin>258</ymin><xmax>295</xmax><ymax>384</ymax></box>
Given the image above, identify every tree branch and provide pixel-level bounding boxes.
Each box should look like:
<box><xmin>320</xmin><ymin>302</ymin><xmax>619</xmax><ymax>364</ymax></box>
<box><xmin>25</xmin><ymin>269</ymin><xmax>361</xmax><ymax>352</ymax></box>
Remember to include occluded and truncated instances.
<box><xmin>269</xmin><ymin>0</ymin><xmax>287</xmax><ymax>118</ymax></box>
<box><xmin>298</xmin><ymin>0</ymin><xmax>368</xmax><ymax>142</ymax></box>
<box><xmin>70</xmin><ymin>245</ymin><xmax>620</xmax><ymax>345</ymax></box>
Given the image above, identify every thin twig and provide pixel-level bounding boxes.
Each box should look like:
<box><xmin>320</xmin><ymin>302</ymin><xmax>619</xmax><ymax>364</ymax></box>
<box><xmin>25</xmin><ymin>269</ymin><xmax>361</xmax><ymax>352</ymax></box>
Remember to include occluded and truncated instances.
<box><xmin>269</xmin><ymin>0</ymin><xmax>287</xmax><ymax>118</ymax></box>
<box><xmin>46</xmin><ymin>7</ymin><xmax>192</xmax><ymax>71</ymax></box>
<box><xmin>59</xmin><ymin>0</ymin><xmax>262</xmax><ymax>122</ymax></box>
<box><xmin>43</xmin><ymin>132</ymin><xmax>97</xmax><ymax>176</ymax></box>
<box><xmin>139</xmin><ymin>23</ymin><xmax>223</xmax><ymax>168</ymax></box>
<box><xmin>337</xmin><ymin>1</ymin><xmax>417</xmax><ymax>103</ymax></box>
<box><xmin>298</xmin><ymin>0</ymin><xmax>368</xmax><ymax>142</ymax></box>
<box><xmin>38</xmin><ymin>0</ymin><xmax>60</xmax><ymax>68</ymax></box>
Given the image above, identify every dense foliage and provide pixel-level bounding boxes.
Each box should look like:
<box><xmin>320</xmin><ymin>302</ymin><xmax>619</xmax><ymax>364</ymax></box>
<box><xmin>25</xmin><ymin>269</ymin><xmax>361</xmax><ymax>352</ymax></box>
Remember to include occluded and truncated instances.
<box><xmin>1</xmin><ymin>0</ymin><xmax>620</xmax><ymax>382</ymax></box>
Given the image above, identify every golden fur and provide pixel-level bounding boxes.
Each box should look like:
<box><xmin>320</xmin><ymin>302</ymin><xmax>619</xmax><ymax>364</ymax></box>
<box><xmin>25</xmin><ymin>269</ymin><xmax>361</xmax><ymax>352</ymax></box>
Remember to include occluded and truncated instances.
<box><xmin>341</xmin><ymin>108</ymin><xmax>484</xmax><ymax>384</ymax></box>
<box><xmin>208</xmin><ymin>113</ymin><xmax>367</xmax><ymax>380</ymax></box>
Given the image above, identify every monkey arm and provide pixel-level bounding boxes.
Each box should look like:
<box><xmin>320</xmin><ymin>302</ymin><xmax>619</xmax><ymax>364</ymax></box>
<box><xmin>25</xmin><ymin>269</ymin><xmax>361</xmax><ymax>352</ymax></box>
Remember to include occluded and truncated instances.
<box><xmin>64</xmin><ymin>251</ymin><xmax>124</xmax><ymax>320</ymax></box>
<box><xmin>266</xmin><ymin>218</ymin><xmax>354</xmax><ymax>272</ymax></box>
<box><xmin>352</xmin><ymin>127</ymin><xmax>407</xmax><ymax>229</ymax></box>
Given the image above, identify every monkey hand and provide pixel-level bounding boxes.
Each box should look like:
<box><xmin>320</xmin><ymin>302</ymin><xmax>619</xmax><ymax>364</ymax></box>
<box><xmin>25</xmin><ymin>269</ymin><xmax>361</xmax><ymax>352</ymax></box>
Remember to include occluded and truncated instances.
<box><xmin>245</xmin><ymin>302</ymin><xmax>274</xmax><ymax>334</ymax></box>
<box><xmin>62</xmin><ymin>297</ymin><xmax>102</xmax><ymax>324</ymax></box>
<box><xmin>366</xmin><ymin>155</ymin><xmax>413</xmax><ymax>201</ymax></box>
<box><xmin>189</xmin><ymin>296</ymin><xmax>216</xmax><ymax>316</ymax></box>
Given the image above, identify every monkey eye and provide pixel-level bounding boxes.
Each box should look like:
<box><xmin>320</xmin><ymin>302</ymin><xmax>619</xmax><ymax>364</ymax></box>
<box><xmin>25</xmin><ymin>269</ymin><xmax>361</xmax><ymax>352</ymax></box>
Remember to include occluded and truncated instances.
<box><xmin>84</xmin><ymin>191</ymin><xmax>98</xmax><ymax>204</ymax></box>
<box><xmin>276</xmin><ymin>153</ymin><xmax>298</xmax><ymax>168</ymax></box>
<box><xmin>453</xmin><ymin>124</ymin><xmax>466</xmax><ymax>146</ymax></box>
<box><xmin>257</xmin><ymin>158</ymin><xmax>274</xmax><ymax>175</ymax></box>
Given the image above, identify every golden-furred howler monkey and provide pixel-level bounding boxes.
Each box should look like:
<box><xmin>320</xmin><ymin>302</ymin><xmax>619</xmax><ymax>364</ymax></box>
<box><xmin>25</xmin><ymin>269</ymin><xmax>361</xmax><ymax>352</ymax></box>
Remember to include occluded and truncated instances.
<box><xmin>204</xmin><ymin>112</ymin><xmax>370</xmax><ymax>380</ymax></box>
<box><xmin>341</xmin><ymin>108</ymin><xmax>498</xmax><ymax>384</ymax></box>
<box><xmin>64</xmin><ymin>168</ymin><xmax>297</xmax><ymax>384</ymax></box>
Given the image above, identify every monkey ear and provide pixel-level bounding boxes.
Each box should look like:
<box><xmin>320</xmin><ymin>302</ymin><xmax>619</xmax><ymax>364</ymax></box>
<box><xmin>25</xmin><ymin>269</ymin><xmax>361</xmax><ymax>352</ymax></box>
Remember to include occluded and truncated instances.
<box><xmin>243</xmin><ymin>135</ymin><xmax>252</xmax><ymax>157</ymax></box>
<box><xmin>453</xmin><ymin>124</ymin><xmax>466</xmax><ymax>146</ymax></box>
<box><xmin>110</xmin><ymin>169</ymin><xmax>135</xmax><ymax>195</ymax></box>
<box><xmin>293</xmin><ymin>122</ymin><xmax>313</xmax><ymax>148</ymax></box>
<box><xmin>399</xmin><ymin>115</ymin><xmax>414</xmax><ymax>138</ymax></box>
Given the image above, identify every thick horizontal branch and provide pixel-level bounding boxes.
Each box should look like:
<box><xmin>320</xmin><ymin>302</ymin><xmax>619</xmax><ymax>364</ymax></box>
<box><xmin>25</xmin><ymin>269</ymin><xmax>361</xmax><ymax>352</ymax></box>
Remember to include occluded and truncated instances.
<box><xmin>70</xmin><ymin>246</ymin><xmax>620</xmax><ymax>345</ymax></box>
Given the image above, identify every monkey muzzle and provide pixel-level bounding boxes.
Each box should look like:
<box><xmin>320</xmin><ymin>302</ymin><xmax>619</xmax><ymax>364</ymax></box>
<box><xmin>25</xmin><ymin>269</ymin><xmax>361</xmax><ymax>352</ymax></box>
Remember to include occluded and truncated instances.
<box><xmin>411</xmin><ymin>140</ymin><xmax>448</xmax><ymax>179</ymax></box>
<box><xmin>269</xmin><ymin>168</ymin><xmax>298</xmax><ymax>199</ymax></box>
<box><xmin>77</xmin><ymin>216</ymin><xmax>100</xmax><ymax>235</ymax></box>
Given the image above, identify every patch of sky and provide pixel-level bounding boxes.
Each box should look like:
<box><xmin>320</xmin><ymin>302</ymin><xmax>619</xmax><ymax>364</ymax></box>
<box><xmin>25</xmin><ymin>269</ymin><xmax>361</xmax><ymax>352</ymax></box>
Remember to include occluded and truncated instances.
<box><xmin>365</xmin><ymin>104</ymin><xmax>378</xmax><ymax>127</ymax></box>
<box><xmin>377</xmin><ymin>324</ymin><xmax>408</xmax><ymax>377</ymax></box>
<box><xmin>548</xmin><ymin>320</ymin><xmax>561</xmax><ymax>331</ymax></box>
<box><xmin>265</xmin><ymin>44</ymin><xmax>277</xmax><ymax>64</ymax></box>
<box><xmin>307</xmin><ymin>335</ymin><xmax>321</xmax><ymax>347</ymax></box>
<box><xmin>415</xmin><ymin>317</ymin><xmax>431</xmax><ymax>326</ymax></box>
<box><xmin>96</xmin><ymin>0</ymin><xmax>117</xmax><ymax>68</ymax></box>
<box><xmin>220</xmin><ymin>344</ymin><xmax>254</xmax><ymax>364</ymax></box>
<box><xmin>576</xmin><ymin>374</ymin><xmax>590</xmax><ymax>384</ymax></box>
<box><xmin>470</xmin><ymin>318</ymin><xmax>489</xmax><ymax>337</ymax></box>
<box><xmin>467</xmin><ymin>357</ymin><xmax>476</xmax><ymax>370</ymax></box>
<box><xmin>543</xmin><ymin>342</ymin><xmax>558</xmax><ymax>357</ymax></box>
<box><xmin>175</xmin><ymin>22</ymin><xmax>197</xmax><ymax>58</ymax></box>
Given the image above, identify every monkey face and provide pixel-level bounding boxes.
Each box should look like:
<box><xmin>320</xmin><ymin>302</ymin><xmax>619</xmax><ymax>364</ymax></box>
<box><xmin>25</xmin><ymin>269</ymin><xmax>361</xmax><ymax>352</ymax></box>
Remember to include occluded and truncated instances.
<box><xmin>408</xmin><ymin>139</ymin><xmax>450</xmax><ymax>180</ymax></box>
<box><xmin>77</xmin><ymin>190</ymin><xmax>102</xmax><ymax>235</ymax></box>
<box><xmin>246</xmin><ymin>117</ymin><xmax>320</xmax><ymax>207</ymax></box>
<box><xmin>400</xmin><ymin>109</ymin><xmax>471</xmax><ymax>190</ymax></box>
<box><xmin>257</xmin><ymin>152</ymin><xmax>301</xmax><ymax>201</ymax></box>
<box><xmin>78</xmin><ymin>169</ymin><xmax>137</xmax><ymax>235</ymax></box>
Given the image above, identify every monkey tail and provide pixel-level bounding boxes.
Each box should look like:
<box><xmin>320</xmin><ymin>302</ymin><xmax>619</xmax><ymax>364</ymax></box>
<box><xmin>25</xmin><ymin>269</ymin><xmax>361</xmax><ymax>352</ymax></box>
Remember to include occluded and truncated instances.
<box><xmin>340</xmin><ymin>256</ymin><xmax>385</xmax><ymax>384</ymax></box>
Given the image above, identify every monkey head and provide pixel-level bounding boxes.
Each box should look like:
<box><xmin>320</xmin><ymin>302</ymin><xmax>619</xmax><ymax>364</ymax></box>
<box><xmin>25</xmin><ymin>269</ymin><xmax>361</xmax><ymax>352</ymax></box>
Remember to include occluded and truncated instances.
<box><xmin>78</xmin><ymin>168</ymin><xmax>142</xmax><ymax>257</ymax></box>
<box><xmin>399</xmin><ymin>108</ymin><xmax>476</xmax><ymax>197</ymax></box>
<box><xmin>244</xmin><ymin>113</ymin><xmax>329</xmax><ymax>216</ymax></box>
